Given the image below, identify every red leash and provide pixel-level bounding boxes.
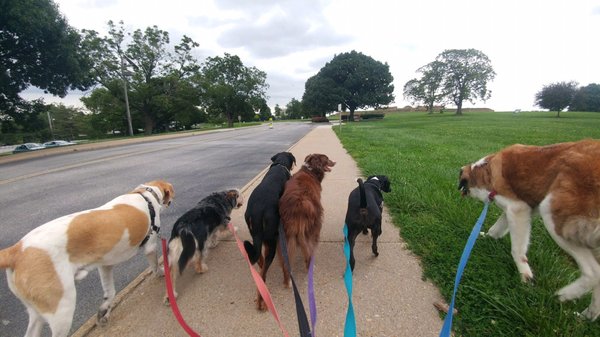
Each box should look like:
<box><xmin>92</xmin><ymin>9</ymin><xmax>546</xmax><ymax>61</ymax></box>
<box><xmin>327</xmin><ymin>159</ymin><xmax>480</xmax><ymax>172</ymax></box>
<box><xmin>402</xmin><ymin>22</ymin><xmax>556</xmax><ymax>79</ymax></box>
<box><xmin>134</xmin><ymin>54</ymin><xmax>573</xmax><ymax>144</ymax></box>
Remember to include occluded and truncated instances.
<box><xmin>227</xmin><ymin>223</ymin><xmax>291</xmax><ymax>337</ymax></box>
<box><xmin>161</xmin><ymin>238</ymin><xmax>202</xmax><ymax>337</ymax></box>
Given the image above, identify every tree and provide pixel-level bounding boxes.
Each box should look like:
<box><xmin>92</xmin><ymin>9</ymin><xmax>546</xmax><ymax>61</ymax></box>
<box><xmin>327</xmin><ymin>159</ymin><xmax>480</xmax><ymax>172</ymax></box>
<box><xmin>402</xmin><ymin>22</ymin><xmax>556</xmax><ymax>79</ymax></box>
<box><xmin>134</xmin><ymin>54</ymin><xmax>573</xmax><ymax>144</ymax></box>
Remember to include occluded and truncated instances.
<box><xmin>81</xmin><ymin>22</ymin><xmax>203</xmax><ymax>134</ymax></box>
<box><xmin>1</xmin><ymin>0</ymin><xmax>93</xmax><ymax>119</ymax></box>
<box><xmin>570</xmin><ymin>83</ymin><xmax>600</xmax><ymax>112</ymax></box>
<box><xmin>286</xmin><ymin>98</ymin><xmax>305</xmax><ymax>119</ymax></box>
<box><xmin>535</xmin><ymin>81</ymin><xmax>578</xmax><ymax>117</ymax></box>
<box><xmin>200</xmin><ymin>53</ymin><xmax>268</xmax><ymax>128</ymax></box>
<box><xmin>302</xmin><ymin>50</ymin><xmax>394</xmax><ymax>121</ymax></box>
<box><xmin>403</xmin><ymin>61</ymin><xmax>446</xmax><ymax>114</ymax></box>
<box><xmin>274</xmin><ymin>104</ymin><xmax>284</xmax><ymax>119</ymax></box>
<box><xmin>435</xmin><ymin>49</ymin><xmax>495</xmax><ymax>115</ymax></box>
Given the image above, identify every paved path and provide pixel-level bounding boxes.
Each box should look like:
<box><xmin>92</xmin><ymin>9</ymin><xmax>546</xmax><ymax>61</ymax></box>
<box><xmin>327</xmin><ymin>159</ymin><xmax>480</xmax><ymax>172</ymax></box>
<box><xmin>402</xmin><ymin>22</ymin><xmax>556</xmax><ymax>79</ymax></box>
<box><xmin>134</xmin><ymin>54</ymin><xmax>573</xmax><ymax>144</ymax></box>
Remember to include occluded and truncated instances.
<box><xmin>74</xmin><ymin>125</ymin><xmax>443</xmax><ymax>337</ymax></box>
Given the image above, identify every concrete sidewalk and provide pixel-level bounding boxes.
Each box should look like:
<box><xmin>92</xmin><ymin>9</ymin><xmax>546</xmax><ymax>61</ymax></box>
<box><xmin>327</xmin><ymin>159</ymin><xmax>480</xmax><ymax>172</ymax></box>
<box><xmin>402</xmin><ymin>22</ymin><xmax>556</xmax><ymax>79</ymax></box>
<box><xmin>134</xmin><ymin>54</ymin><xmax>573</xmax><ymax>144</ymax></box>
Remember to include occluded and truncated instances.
<box><xmin>74</xmin><ymin>125</ymin><xmax>443</xmax><ymax>337</ymax></box>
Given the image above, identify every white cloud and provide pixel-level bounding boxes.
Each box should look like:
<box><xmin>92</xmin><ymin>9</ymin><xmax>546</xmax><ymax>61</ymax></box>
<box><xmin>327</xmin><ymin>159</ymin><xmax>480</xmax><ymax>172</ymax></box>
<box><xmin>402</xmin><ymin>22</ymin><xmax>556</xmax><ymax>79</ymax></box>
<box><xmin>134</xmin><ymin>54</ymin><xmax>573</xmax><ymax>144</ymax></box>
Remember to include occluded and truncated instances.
<box><xmin>32</xmin><ymin>0</ymin><xmax>600</xmax><ymax>111</ymax></box>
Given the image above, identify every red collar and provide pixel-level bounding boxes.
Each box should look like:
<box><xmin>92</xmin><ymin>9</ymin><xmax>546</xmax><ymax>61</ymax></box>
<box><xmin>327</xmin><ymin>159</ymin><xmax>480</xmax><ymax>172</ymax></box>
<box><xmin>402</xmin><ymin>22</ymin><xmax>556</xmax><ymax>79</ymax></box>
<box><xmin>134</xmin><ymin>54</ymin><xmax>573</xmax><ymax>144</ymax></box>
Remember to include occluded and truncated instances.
<box><xmin>488</xmin><ymin>190</ymin><xmax>497</xmax><ymax>201</ymax></box>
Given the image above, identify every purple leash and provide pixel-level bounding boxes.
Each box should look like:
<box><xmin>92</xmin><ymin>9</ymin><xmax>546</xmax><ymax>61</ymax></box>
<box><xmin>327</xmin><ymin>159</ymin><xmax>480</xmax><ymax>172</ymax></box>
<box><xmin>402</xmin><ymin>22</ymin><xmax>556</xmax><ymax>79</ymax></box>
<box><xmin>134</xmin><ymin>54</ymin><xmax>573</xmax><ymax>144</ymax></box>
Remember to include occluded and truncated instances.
<box><xmin>308</xmin><ymin>256</ymin><xmax>317</xmax><ymax>337</ymax></box>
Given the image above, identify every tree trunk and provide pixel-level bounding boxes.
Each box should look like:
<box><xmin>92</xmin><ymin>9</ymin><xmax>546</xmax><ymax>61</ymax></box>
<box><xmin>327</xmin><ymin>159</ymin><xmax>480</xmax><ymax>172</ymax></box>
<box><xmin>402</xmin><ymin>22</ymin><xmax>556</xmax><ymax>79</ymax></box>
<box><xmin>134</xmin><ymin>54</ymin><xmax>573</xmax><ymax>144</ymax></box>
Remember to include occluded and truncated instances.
<box><xmin>143</xmin><ymin>114</ymin><xmax>153</xmax><ymax>135</ymax></box>
<box><xmin>556</xmin><ymin>110</ymin><xmax>561</xmax><ymax>118</ymax></box>
<box><xmin>348</xmin><ymin>108</ymin><xmax>356</xmax><ymax>122</ymax></box>
<box><xmin>455</xmin><ymin>100</ymin><xmax>463</xmax><ymax>115</ymax></box>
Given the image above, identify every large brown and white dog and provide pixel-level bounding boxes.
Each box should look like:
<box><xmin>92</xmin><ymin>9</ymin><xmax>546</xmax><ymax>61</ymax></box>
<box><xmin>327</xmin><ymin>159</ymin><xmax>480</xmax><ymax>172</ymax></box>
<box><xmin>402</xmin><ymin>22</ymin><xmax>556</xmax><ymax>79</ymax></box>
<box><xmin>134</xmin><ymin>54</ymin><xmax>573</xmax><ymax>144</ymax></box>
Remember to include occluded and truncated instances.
<box><xmin>279</xmin><ymin>153</ymin><xmax>335</xmax><ymax>286</ymax></box>
<box><xmin>0</xmin><ymin>180</ymin><xmax>174</xmax><ymax>337</ymax></box>
<box><xmin>458</xmin><ymin>139</ymin><xmax>600</xmax><ymax>320</ymax></box>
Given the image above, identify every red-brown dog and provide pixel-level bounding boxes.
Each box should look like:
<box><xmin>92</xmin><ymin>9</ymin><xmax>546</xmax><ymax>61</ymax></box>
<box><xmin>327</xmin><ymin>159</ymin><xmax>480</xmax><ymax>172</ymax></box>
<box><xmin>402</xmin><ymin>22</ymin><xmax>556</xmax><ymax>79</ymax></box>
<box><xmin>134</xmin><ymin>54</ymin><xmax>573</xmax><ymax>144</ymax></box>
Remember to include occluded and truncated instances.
<box><xmin>279</xmin><ymin>153</ymin><xmax>335</xmax><ymax>286</ymax></box>
<box><xmin>459</xmin><ymin>139</ymin><xmax>600</xmax><ymax>320</ymax></box>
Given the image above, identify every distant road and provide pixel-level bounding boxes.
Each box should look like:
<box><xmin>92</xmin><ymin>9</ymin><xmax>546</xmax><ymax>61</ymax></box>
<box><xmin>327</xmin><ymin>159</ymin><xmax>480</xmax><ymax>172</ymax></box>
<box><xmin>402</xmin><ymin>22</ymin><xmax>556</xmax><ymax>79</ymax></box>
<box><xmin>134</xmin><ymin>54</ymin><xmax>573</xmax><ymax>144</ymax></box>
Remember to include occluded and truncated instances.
<box><xmin>0</xmin><ymin>122</ymin><xmax>314</xmax><ymax>337</ymax></box>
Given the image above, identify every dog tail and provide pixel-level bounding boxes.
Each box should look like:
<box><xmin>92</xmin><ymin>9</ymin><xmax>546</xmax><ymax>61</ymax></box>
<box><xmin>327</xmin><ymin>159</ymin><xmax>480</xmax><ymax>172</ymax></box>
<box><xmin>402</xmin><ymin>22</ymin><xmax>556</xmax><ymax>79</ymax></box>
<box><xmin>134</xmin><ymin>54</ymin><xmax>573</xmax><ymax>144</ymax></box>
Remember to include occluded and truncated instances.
<box><xmin>244</xmin><ymin>218</ymin><xmax>262</xmax><ymax>264</ymax></box>
<box><xmin>0</xmin><ymin>243</ymin><xmax>20</xmax><ymax>269</ymax></box>
<box><xmin>244</xmin><ymin>240</ymin><xmax>261</xmax><ymax>265</ymax></box>
<box><xmin>357</xmin><ymin>178</ymin><xmax>368</xmax><ymax>218</ymax></box>
<box><xmin>175</xmin><ymin>229</ymin><xmax>197</xmax><ymax>274</ymax></box>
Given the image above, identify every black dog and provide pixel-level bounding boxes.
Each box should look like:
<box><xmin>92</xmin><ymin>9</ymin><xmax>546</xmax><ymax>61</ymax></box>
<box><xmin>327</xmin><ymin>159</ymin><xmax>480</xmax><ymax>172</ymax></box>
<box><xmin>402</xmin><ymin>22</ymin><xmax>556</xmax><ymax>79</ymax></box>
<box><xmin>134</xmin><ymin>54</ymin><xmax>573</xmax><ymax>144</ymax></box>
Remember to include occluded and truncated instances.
<box><xmin>164</xmin><ymin>189</ymin><xmax>243</xmax><ymax>303</ymax></box>
<box><xmin>244</xmin><ymin>151</ymin><xmax>296</xmax><ymax>310</ymax></box>
<box><xmin>344</xmin><ymin>175</ymin><xmax>391</xmax><ymax>271</ymax></box>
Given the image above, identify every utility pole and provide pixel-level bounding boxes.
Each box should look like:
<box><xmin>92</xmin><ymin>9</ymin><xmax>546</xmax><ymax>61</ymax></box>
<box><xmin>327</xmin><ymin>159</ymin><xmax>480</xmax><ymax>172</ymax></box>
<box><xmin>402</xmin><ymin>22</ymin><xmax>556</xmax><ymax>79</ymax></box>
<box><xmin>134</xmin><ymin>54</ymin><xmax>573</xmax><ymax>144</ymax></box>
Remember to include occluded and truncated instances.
<box><xmin>121</xmin><ymin>56</ymin><xmax>134</xmax><ymax>137</ymax></box>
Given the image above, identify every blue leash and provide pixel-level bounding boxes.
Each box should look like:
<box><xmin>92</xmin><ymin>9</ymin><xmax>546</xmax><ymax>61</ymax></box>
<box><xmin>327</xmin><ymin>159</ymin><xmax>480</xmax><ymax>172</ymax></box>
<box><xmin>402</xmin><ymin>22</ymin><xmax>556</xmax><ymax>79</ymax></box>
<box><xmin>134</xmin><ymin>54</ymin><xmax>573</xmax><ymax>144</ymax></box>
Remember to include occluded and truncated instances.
<box><xmin>343</xmin><ymin>224</ymin><xmax>357</xmax><ymax>337</ymax></box>
<box><xmin>439</xmin><ymin>201</ymin><xmax>490</xmax><ymax>337</ymax></box>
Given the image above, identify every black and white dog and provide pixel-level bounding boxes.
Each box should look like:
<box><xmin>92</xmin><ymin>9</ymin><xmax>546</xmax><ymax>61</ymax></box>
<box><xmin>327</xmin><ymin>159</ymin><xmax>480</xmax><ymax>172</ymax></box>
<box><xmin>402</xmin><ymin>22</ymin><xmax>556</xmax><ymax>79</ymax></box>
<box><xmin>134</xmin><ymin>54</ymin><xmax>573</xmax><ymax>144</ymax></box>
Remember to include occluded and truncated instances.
<box><xmin>344</xmin><ymin>175</ymin><xmax>392</xmax><ymax>271</ymax></box>
<box><xmin>244</xmin><ymin>151</ymin><xmax>296</xmax><ymax>311</ymax></box>
<box><xmin>165</xmin><ymin>189</ymin><xmax>243</xmax><ymax>303</ymax></box>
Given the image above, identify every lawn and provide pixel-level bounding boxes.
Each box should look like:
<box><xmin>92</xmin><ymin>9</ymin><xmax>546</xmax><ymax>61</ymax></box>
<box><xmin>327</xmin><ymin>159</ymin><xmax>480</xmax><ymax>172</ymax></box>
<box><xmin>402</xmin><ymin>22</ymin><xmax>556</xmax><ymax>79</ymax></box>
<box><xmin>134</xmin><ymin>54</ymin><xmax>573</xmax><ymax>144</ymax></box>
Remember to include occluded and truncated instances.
<box><xmin>334</xmin><ymin>111</ymin><xmax>600</xmax><ymax>336</ymax></box>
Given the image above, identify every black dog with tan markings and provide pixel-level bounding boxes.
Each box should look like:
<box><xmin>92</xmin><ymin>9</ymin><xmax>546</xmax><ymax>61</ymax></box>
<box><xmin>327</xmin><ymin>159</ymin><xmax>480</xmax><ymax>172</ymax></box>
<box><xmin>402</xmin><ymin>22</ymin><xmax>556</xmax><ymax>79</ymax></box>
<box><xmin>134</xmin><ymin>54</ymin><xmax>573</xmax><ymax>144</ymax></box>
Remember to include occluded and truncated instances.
<box><xmin>244</xmin><ymin>151</ymin><xmax>296</xmax><ymax>310</ymax></box>
<box><xmin>165</xmin><ymin>189</ymin><xmax>243</xmax><ymax>303</ymax></box>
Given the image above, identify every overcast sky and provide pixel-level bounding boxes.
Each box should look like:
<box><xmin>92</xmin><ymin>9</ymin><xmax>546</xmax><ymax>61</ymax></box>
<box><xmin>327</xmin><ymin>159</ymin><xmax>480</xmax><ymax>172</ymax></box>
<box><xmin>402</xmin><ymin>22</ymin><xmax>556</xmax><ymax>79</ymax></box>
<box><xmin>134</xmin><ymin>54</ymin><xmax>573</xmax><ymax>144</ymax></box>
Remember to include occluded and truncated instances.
<box><xmin>22</xmin><ymin>0</ymin><xmax>600</xmax><ymax>112</ymax></box>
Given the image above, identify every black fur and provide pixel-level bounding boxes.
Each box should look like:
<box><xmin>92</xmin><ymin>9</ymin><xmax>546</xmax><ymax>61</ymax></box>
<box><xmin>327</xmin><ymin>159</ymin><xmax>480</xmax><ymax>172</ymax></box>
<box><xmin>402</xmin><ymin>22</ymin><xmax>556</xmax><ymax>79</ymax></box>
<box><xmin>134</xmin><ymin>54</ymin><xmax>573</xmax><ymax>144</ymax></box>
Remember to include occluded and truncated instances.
<box><xmin>344</xmin><ymin>175</ymin><xmax>391</xmax><ymax>272</ymax></box>
<box><xmin>169</xmin><ymin>189</ymin><xmax>241</xmax><ymax>274</ymax></box>
<box><xmin>243</xmin><ymin>152</ymin><xmax>295</xmax><ymax>310</ymax></box>
<box><xmin>244</xmin><ymin>152</ymin><xmax>296</xmax><ymax>264</ymax></box>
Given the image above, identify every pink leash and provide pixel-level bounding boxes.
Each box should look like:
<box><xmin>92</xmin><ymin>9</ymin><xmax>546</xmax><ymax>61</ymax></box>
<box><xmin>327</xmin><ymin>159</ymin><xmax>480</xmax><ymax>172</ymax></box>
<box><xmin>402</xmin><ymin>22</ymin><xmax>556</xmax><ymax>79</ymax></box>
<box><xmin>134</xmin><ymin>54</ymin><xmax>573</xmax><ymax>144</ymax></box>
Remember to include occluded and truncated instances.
<box><xmin>161</xmin><ymin>238</ymin><xmax>202</xmax><ymax>337</ymax></box>
<box><xmin>227</xmin><ymin>223</ymin><xmax>291</xmax><ymax>337</ymax></box>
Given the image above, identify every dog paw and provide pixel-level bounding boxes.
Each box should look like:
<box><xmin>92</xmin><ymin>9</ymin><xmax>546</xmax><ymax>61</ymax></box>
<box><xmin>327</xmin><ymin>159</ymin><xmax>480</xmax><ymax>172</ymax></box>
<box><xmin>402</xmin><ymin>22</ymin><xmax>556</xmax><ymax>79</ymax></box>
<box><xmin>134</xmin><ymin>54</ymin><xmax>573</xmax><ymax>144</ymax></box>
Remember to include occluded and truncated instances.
<box><xmin>520</xmin><ymin>271</ymin><xmax>534</xmax><ymax>283</ymax></box>
<box><xmin>96</xmin><ymin>309</ymin><xmax>110</xmax><ymax>326</ymax></box>
<box><xmin>581</xmin><ymin>307</ymin><xmax>600</xmax><ymax>321</ymax></box>
<box><xmin>163</xmin><ymin>292</ymin><xmax>179</xmax><ymax>306</ymax></box>
<box><xmin>256</xmin><ymin>300</ymin><xmax>268</xmax><ymax>312</ymax></box>
<box><xmin>195</xmin><ymin>263</ymin><xmax>208</xmax><ymax>274</ymax></box>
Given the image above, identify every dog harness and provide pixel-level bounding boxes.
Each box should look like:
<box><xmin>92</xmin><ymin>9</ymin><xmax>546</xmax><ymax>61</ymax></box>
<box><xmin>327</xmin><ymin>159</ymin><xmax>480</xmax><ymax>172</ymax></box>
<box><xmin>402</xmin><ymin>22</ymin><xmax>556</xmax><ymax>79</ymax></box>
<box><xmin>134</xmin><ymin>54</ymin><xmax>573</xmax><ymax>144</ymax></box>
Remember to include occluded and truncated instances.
<box><xmin>137</xmin><ymin>187</ymin><xmax>159</xmax><ymax>247</ymax></box>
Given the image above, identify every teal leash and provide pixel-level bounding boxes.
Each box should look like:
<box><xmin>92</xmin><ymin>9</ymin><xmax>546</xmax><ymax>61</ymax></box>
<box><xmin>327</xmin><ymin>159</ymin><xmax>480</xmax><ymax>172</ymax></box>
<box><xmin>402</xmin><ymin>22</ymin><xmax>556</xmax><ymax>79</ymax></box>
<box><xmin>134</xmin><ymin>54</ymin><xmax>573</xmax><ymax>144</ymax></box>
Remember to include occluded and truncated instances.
<box><xmin>343</xmin><ymin>223</ymin><xmax>357</xmax><ymax>337</ymax></box>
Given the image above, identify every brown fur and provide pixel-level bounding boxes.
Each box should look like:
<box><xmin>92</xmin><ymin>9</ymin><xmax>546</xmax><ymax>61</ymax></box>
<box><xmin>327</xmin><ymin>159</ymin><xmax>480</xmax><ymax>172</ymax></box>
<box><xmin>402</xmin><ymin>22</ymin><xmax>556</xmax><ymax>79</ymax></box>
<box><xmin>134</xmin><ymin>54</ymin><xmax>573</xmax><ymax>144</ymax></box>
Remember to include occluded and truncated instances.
<box><xmin>278</xmin><ymin>154</ymin><xmax>335</xmax><ymax>285</ymax></box>
<box><xmin>459</xmin><ymin>139</ymin><xmax>600</xmax><ymax>320</ymax></box>
<box><xmin>13</xmin><ymin>247</ymin><xmax>63</xmax><ymax>314</ymax></box>
<box><xmin>67</xmin><ymin>205</ymin><xmax>149</xmax><ymax>263</ymax></box>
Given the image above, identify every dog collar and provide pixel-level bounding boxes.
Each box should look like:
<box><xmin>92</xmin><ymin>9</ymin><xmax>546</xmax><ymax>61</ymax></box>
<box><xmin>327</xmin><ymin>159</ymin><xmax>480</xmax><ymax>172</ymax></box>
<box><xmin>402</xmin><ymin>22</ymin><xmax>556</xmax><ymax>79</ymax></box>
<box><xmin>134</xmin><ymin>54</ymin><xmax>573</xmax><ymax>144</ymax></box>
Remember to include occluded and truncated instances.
<box><xmin>271</xmin><ymin>163</ymin><xmax>291</xmax><ymax>178</ymax></box>
<box><xmin>365</xmin><ymin>179</ymin><xmax>384</xmax><ymax>199</ymax></box>
<box><xmin>137</xmin><ymin>192</ymin><xmax>159</xmax><ymax>247</ymax></box>
<box><xmin>140</xmin><ymin>185</ymin><xmax>162</xmax><ymax>204</ymax></box>
<box><xmin>488</xmin><ymin>190</ymin><xmax>497</xmax><ymax>201</ymax></box>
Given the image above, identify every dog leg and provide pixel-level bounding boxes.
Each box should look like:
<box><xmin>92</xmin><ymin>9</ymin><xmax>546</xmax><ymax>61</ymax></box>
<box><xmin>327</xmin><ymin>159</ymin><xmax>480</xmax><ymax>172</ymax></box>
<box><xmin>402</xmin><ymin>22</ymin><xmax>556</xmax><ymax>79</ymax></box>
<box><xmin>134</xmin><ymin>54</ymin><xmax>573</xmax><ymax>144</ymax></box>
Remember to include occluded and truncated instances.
<box><xmin>539</xmin><ymin>198</ymin><xmax>600</xmax><ymax>301</ymax></box>
<box><xmin>257</xmin><ymin>240</ymin><xmax>277</xmax><ymax>311</ymax></box>
<box><xmin>143</xmin><ymin>232</ymin><xmax>162</xmax><ymax>276</ymax></box>
<box><xmin>371</xmin><ymin>221</ymin><xmax>382</xmax><ymax>258</ymax></box>
<box><xmin>23</xmin><ymin>306</ymin><xmax>44</xmax><ymax>337</ymax></box>
<box><xmin>487</xmin><ymin>212</ymin><xmax>509</xmax><ymax>239</ymax></box>
<box><xmin>194</xmin><ymin>247</ymin><xmax>209</xmax><ymax>273</ymax></box>
<box><xmin>582</xmin><ymin>284</ymin><xmax>600</xmax><ymax>321</ymax></box>
<box><xmin>164</xmin><ymin>261</ymin><xmax>180</xmax><ymax>305</ymax></box>
<box><xmin>277</xmin><ymin>244</ymin><xmax>291</xmax><ymax>288</ymax></box>
<box><xmin>506</xmin><ymin>204</ymin><xmax>534</xmax><ymax>282</ymax></box>
<box><xmin>348</xmin><ymin>228</ymin><xmax>359</xmax><ymax>272</ymax></box>
<box><xmin>97</xmin><ymin>265</ymin><xmax>115</xmax><ymax>326</ymax></box>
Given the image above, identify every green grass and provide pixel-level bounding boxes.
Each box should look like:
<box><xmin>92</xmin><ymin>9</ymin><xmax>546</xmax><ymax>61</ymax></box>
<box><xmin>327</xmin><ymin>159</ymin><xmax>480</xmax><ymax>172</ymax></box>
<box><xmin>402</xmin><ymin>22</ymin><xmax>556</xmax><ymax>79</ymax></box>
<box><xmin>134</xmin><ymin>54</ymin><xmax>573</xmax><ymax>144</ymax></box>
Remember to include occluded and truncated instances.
<box><xmin>334</xmin><ymin>111</ymin><xmax>600</xmax><ymax>336</ymax></box>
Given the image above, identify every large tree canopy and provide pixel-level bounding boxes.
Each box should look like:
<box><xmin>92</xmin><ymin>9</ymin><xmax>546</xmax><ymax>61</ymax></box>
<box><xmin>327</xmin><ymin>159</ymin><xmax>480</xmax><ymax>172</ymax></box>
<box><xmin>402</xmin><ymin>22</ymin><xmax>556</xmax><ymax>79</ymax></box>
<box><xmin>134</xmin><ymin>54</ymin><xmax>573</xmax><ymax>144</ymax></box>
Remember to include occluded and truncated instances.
<box><xmin>570</xmin><ymin>83</ymin><xmax>600</xmax><ymax>112</ymax></box>
<box><xmin>436</xmin><ymin>49</ymin><xmax>495</xmax><ymax>115</ymax></box>
<box><xmin>81</xmin><ymin>21</ymin><xmax>203</xmax><ymax>135</ymax></box>
<box><xmin>200</xmin><ymin>53</ymin><xmax>268</xmax><ymax>128</ymax></box>
<box><xmin>1</xmin><ymin>0</ymin><xmax>93</xmax><ymax>115</ymax></box>
<box><xmin>302</xmin><ymin>50</ymin><xmax>394</xmax><ymax>121</ymax></box>
<box><xmin>403</xmin><ymin>60</ymin><xmax>446</xmax><ymax>114</ymax></box>
<box><xmin>535</xmin><ymin>81</ymin><xmax>578</xmax><ymax>117</ymax></box>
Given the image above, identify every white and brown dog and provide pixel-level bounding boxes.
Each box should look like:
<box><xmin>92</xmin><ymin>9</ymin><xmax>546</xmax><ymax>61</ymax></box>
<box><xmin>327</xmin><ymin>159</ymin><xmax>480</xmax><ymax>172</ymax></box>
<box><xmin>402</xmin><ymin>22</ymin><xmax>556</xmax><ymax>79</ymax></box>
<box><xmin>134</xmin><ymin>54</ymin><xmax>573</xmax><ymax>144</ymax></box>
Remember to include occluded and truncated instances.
<box><xmin>0</xmin><ymin>180</ymin><xmax>174</xmax><ymax>337</ymax></box>
<box><xmin>459</xmin><ymin>139</ymin><xmax>600</xmax><ymax>320</ymax></box>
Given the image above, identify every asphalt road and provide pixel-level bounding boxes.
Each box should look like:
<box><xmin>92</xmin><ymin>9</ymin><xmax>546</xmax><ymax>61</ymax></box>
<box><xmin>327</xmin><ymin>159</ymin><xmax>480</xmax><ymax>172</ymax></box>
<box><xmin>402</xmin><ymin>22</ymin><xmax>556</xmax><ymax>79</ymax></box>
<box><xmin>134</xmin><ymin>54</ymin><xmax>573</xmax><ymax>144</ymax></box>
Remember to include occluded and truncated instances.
<box><xmin>0</xmin><ymin>122</ymin><xmax>314</xmax><ymax>337</ymax></box>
